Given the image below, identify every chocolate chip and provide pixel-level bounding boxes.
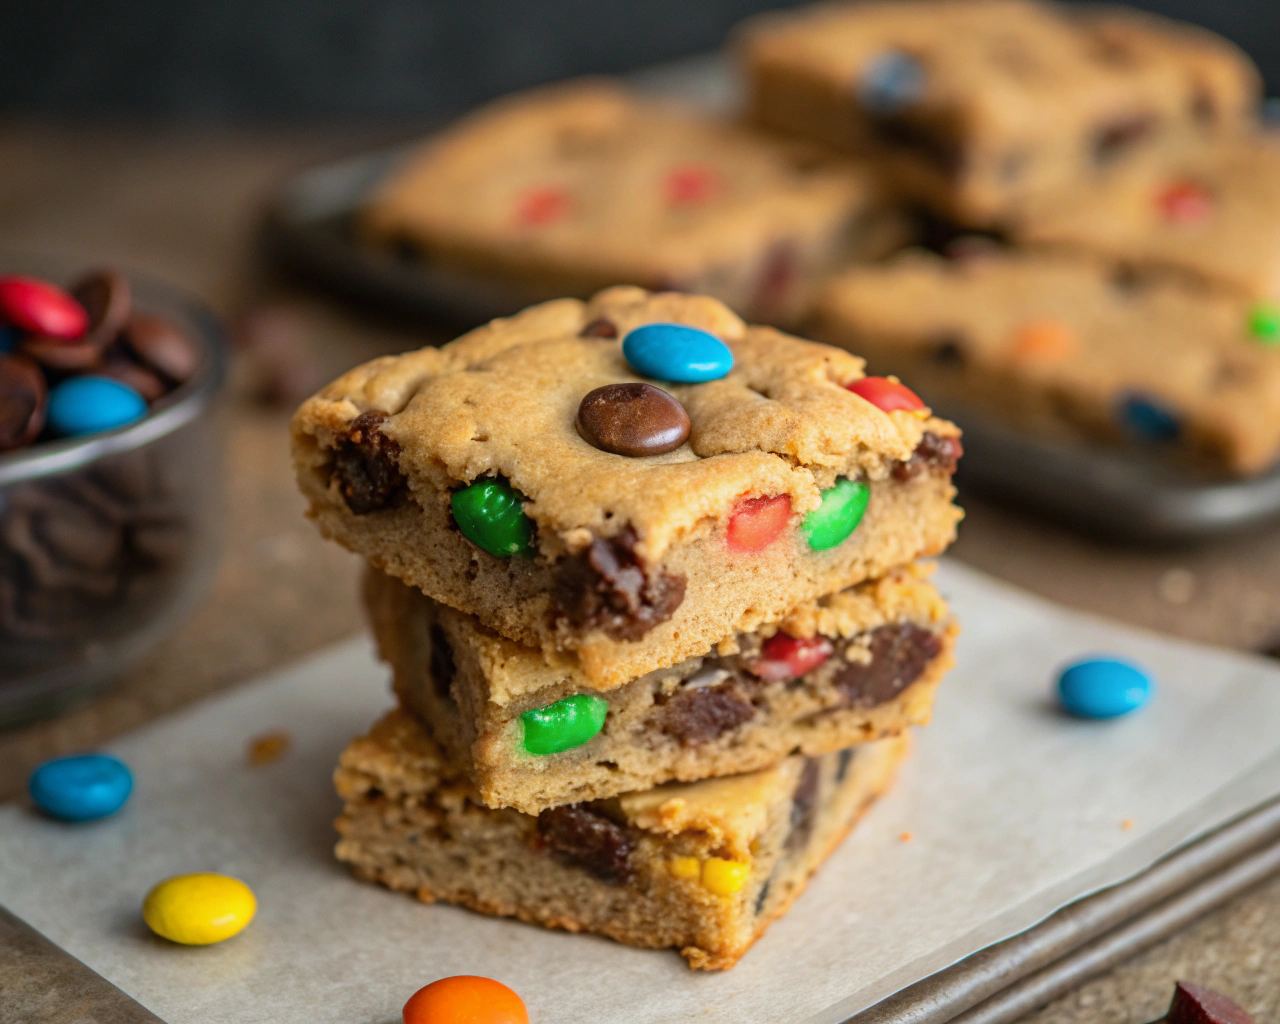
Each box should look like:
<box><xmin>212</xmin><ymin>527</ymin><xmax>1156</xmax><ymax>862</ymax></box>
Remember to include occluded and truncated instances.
<box><xmin>893</xmin><ymin>430</ymin><xmax>963</xmax><ymax>481</ymax></box>
<box><xmin>71</xmin><ymin>269</ymin><xmax>132</xmax><ymax>350</ymax></box>
<box><xmin>788</xmin><ymin>759</ymin><xmax>821</xmax><ymax>849</ymax></box>
<box><xmin>754</xmin><ymin>879</ymin><xmax>771</xmax><ymax>915</ymax></box>
<box><xmin>658</xmin><ymin>681</ymin><xmax>756</xmax><ymax>745</ymax></box>
<box><xmin>576</xmin><ymin>382</ymin><xmax>690</xmax><ymax>458</ymax></box>
<box><xmin>428</xmin><ymin>622</ymin><xmax>456</xmax><ymax>703</ymax></box>
<box><xmin>580</xmin><ymin>317</ymin><xmax>618</xmax><ymax>339</ymax></box>
<box><xmin>553</xmin><ymin>526</ymin><xmax>685</xmax><ymax>641</ymax></box>
<box><xmin>1167</xmin><ymin>981</ymin><xmax>1255</xmax><ymax>1024</ymax></box>
<box><xmin>536</xmin><ymin>803</ymin><xmax>635</xmax><ymax>884</ymax></box>
<box><xmin>1092</xmin><ymin>114</ymin><xmax>1154</xmax><ymax>165</ymax></box>
<box><xmin>124</xmin><ymin>313</ymin><xmax>199</xmax><ymax>385</ymax></box>
<box><xmin>0</xmin><ymin>354</ymin><xmax>47</xmax><ymax>450</ymax></box>
<box><xmin>835</xmin><ymin>622</ymin><xmax>941</xmax><ymax>708</ymax></box>
<box><xmin>330</xmin><ymin>410</ymin><xmax>408</xmax><ymax>515</ymax></box>
<box><xmin>835</xmin><ymin>748</ymin><xmax>855</xmax><ymax>784</ymax></box>
<box><xmin>873</xmin><ymin>114</ymin><xmax>965</xmax><ymax>179</ymax></box>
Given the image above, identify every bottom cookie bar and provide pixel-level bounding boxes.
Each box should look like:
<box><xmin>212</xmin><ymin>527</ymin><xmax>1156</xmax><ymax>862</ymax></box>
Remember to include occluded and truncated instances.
<box><xmin>334</xmin><ymin>709</ymin><xmax>909</xmax><ymax>970</ymax></box>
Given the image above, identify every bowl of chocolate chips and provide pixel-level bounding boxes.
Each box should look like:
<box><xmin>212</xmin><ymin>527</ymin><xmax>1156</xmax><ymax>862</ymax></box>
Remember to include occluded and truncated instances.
<box><xmin>0</xmin><ymin>262</ymin><xmax>227</xmax><ymax>727</ymax></box>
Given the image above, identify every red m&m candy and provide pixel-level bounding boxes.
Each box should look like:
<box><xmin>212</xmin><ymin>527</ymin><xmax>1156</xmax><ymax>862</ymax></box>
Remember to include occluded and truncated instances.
<box><xmin>1157</xmin><ymin>181</ymin><xmax>1213</xmax><ymax>225</ymax></box>
<box><xmin>846</xmin><ymin>376</ymin><xmax>926</xmax><ymax>414</ymax></box>
<box><xmin>403</xmin><ymin>976</ymin><xmax>529</xmax><ymax>1024</ymax></box>
<box><xmin>516</xmin><ymin>186</ymin><xmax>570</xmax><ymax>227</ymax></box>
<box><xmin>0</xmin><ymin>275</ymin><xmax>88</xmax><ymax>340</ymax></box>
<box><xmin>747</xmin><ymin>632</ymin><xmax>834</xmax><ymax>682</ymax></box>
<box><xmin>726</xmin><ymin>494</ymin><xmax>791</xmax><ymax>553</ymax></box>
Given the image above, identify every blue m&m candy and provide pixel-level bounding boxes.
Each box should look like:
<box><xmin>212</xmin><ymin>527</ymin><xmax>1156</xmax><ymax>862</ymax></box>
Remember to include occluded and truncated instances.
<box><xmin>1119</xmin><ymin>393</ymin><xmax>1180</xmax><ymax>442</ymax></box>
<box><xmin>29</xmin><ymin>753</ymin><xmax>133</xmax><ymax>821</ymax></box>
<box><xmin>622</xmin><ymin>323</ymin><xmax>733</xmax><ymax>383</ymax></box>
<box><xmin>858</xmin><ymin>51</ymin><xmax>926</xmax><ymax>116</ymax></box>
<box><xmin>1057</xmin><ymin>658</ymin><xmax>1152</xmax><ymax>720</ymax></box>
<box><xmin>47</xmin><ymin>376</ymin><xmax>147</xmax><ymax>437</ymax></box>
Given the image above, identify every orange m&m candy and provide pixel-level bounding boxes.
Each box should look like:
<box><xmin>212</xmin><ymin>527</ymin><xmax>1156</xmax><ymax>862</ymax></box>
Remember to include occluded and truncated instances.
<box><xmin>403</xmin><ymin>976</ymin><xmax>529</xmax><ymax>1024</ymax></box>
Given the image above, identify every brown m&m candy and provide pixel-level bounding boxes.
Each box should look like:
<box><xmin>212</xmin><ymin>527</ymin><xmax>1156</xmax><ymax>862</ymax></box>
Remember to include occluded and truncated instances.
<box><xmin>0</xmin><ymin>354</ymin><xmax>48</xmax><ymax>450</ymax></box>
<box><xmin>124</xmin><ymin>314</ymin><xmax>200</xmax><ymax>384</ymax></box>
<box><xmin>72</xmin><ymin>269</ymin><xmax>133</xmax><ymax>349</ymax></box>
<box><xmin>576</xmin><ymin>382</ymin><xmax>690</xmax><ymax>457</ymax></box>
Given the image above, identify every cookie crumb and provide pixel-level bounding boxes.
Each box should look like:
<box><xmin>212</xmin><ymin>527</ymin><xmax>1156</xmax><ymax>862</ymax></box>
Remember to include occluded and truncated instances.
<box><xmin>247</xmin><ymin>730</ymin><xmax>292</xmax><ymax>767</ymax></box>
<box><xmin>1157</xmin><ymin>568</ymin><xmax>1196</xmax><ymax>605</ymax></box>
<box><xmin>899</xmin><ymin>831</ymin><xmax>914</xmax><ymax>843</ymax></box>
<box><xmin>1121</xmin><ymin>818</ymin><xmax>1135</xmax><ymax>830</ymax></box>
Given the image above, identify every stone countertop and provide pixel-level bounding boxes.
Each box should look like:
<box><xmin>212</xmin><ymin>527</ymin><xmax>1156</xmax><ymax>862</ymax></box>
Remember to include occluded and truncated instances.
<box><xmin>0</xmin><ymin>122</ymin><xmax>1276</xmax><ymax>1022</ymax></box>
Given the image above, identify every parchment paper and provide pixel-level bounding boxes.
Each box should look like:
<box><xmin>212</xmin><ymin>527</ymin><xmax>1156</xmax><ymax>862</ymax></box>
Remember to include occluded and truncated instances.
<box><xmin>3</xmin><ymin>561</ymin><xmax>1280</xmax><ymax>1024</ymax></box>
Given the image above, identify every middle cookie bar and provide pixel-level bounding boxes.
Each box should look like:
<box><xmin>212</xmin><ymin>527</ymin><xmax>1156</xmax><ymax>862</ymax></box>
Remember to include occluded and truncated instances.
<box><xmin>366</xmin><ymin>563</ymin><xmax>955</xmax><ymax>814</ymax></box>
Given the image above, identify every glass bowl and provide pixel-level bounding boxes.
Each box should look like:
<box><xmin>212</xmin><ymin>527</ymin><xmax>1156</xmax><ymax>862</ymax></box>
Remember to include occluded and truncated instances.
<box><xmin>0</xmin><ymin>259</ymin><xmax>228</xmax><ymax>729</ymax></box>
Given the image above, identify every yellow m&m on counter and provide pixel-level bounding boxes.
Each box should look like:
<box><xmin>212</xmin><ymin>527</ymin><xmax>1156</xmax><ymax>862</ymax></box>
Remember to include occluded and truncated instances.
<box><xmin>142</xmin><ymin>873</ymin><xmax>256</xmax><ymax>945</ymax></box>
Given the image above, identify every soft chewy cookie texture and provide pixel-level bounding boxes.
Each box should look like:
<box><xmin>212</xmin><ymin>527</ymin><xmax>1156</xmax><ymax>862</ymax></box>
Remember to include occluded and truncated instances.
<box><xmin>334</xmin><ymin>708</ymin><xmax>908</xmax><ymax>970</ymax></box>
<box><xmin>362</xmin><ymin>79</ymin><xmax>903</xmax><ymax>328</ymax></box>
<box><xmin>809</xmin><ymin>249</ymin><xmax>1280</xmax><ymax>476</ymax></box>
<box><xmin>367</xmin><ymin>562</ymin><xmax>954</xmax><ymax>814</ymax></box>
<box><xmin>1012</xmin><ymin>135</ymin><xmax>1280</xmax><ymax>303</ymax></box>
<box><xmin>739</xmin><ymin>0</ymin><xmax>1259</xmax><ymax>225</ymax></box>
<box><xmin>293</xmin><ymin>287</ymin><xmax>962</xmax><ymax>687</ymax></box>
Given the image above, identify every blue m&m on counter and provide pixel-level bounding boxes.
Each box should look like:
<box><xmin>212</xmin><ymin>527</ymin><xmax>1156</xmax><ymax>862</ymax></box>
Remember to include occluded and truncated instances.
<box><xmin>29</xmin><ymin>753</ymin><xmax>134</xmax><ymax>821</ymax></box>
<box><xmin>622</xmin><ymin>323</ymin><xmax>733</xmax><ymax>383</ymax></box>
<box><xmin>47</xmin><ymin>376</ymin><xmax>147</xmax><ymax>437</ymax></box>
<box><xmin>1056</xmin><ymin>658</ymin><xmax>1153</xmax><ymax>720</ymax></box>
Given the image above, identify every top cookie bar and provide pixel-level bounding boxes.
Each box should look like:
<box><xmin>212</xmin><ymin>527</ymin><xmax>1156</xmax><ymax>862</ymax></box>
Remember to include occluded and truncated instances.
<box><xmin>293</xmin><ymin>287</ymin><xmax>962</xmax><ymax>687</ymax></box>
<box><xmin>740</xmin><ymin>0</ymin><xmax>1259</xmax><ymax>224</ymax></box>
<box><xmin>362</xmin><ymin>79</ymin><xmax>898</xmax><ymax>327</ymax></box>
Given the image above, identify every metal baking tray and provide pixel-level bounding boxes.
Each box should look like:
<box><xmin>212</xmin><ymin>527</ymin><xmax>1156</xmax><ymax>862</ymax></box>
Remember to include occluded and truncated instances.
<box><xmin>9</xmin><ymin>792</ymin><xmax>1279</xmax><ymax>1024</ymax></box>
<box><xmin>260</xmin><ymin>55</ymin><xmax>1280</xmax><ymax>543</ymax></box>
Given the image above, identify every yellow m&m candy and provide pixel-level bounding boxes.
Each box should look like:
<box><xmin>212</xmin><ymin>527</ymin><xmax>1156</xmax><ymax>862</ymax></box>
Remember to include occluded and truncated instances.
<box><xmin>143</xmin><ymin>873</ymin><xmax>256</xmax><ymax>945</ymax></box>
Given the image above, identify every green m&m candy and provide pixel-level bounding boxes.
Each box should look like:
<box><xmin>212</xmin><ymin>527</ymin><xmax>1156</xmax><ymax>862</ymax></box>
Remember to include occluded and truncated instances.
<box><xmin>802</xmin><ymin>478</ymin><xmax>870</xmax><ymax>551</ymax></box>
<box><xmin>521</xmin><ymin>694</ymin><xmax>608</xmax><ymax>755</ymax></box>
<box><xmin>451</xmin><ymin>478</ymin><xmax>534</xmax><ymax>557</ymax></box>
<box><xmin>1248</xmin><ymin>303</ymin><xmax>1280</xmax><ymax>345</ymax></box>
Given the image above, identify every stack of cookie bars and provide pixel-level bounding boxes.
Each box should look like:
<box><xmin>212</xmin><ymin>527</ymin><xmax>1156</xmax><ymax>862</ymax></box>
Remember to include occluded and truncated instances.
<box><xmin>363</xmin><ymin>0</ymin><xmax>1280</xmax><ymax>477</ymax></box>
<box><xmin>291</xmin><ymin>286</ymin><xmax>962</xmax><ymax>968</ymax></box>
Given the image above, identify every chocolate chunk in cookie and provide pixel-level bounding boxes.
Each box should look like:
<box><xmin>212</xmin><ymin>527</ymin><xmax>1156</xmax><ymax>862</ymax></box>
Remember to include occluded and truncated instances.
<box><xmin>893</xmin><ymin>431</ymin><xmax>963</xmax><ymax>481</ymax></box>
<box><xmin>554</xmin><ymin>526</ymin><xmax>685</xmax><ymax>641</ymax></box>
<box><xmin>835</xmin><ymin>623</ymin><xmax>941</xmax><ymax>708</ymax></box>
<box><xmin>537</xmin><ymin>803</ymin><xmax>635</xmax><ymax>884</ymax></box>
<box><xmin>331</xmin><ymin>410</ymin><xmax>407</xmax><ymax>515</ymax></box>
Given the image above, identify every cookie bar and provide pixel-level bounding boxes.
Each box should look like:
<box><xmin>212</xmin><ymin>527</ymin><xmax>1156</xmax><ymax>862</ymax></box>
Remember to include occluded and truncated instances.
<box><xmin>740</xmin><ymin>0</ymin><xmax>1259</xmax><ymax>224</ymax></box>
<box><xmin>292</xmin><ymin>287</ymin><xmax>963</xmax><ymax>688</ymax></box>
<box><xmin>1014</xmin><ymin>135</ymin><xmax>1280</xmax><ymax>302</ymax></box>
<box><xmin>367</xmin><ymin>562</ymin><xmax>953</xmax><ymax>813</ymax></box>
<box><xmin>362</xmin><ymin>79</ymin><xmax>901</xmax><ymax>327</ymax></box>
<box><xmin>334</xmin><ymin>708</ymin><xmax>908</xmax><ymax>970</ymax></box>
<box><xmin>809</xmin><ymin>249</ymin><xmax>1280</xmax><ymax>475</ymax></box>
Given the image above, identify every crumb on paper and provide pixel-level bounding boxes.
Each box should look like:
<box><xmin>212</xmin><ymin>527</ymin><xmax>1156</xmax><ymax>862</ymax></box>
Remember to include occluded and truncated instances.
<box><xmin>899</xmin><ymin>831</ymin><xmax>913</xmax><ymax>843</ymax></box>
<box><xmin>247</xmin><ymin>729</ymin><xmax>293</xmax><ymax>767</ymax></box>
<box><xmin>1122</xmin><ymin>818</ymin><xmax>1135</xmax><ymax>830</ymax></box>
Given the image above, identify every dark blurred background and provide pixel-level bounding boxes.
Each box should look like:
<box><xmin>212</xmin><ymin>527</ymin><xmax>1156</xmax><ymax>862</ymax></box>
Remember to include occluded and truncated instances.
<box><xmin>0</xmin><ymin>0</ymin><xmax>1274</xmax><ymax>121</ymax></box>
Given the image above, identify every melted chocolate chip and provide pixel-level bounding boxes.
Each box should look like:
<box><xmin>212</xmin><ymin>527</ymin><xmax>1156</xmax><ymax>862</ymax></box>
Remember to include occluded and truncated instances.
<box><xmin>553</xmin><ymin>526</ymin><xmax>685</xmax><ymax>641</ymax></box>
<box><xmin>537</xmin><ymin>803</ymin><xmax>635</xmax><ymax>884</ymax></box>
<box><xmin>659</xmin><ymin>682</ymin><xmax>756</xmax><ymax>745</ymax></box>
<box><xmin>834</xmin><ymin>623</ymin><xmax>941</xmax><ymax>708</ymax></box>
<box><xmin>788</xmin><ymin>759</ymin><xmax>821</xmax><ymax>850</ymax></box>
<box><xmin>893</xmin><ymin>431</ymin><xmax>963</xmax><ymax>481</ymax></box>
<box><xmin>576</xmin><ymin>382</ymin><xmax>690</xmax><ymax>457</ymax></box>
<box><xmin>1091</xmin><ymin>114</ymin><xmax>1154</xmax><ymax>165</ymax></box>
<box><xmin>0</xmin><ymin>354</ymin><xmax>48</xmax><ymax>450</ymax></box>
<box><xmin>330</xmin><ymin>410</ymin><xmax>407</xmax><ymax>515</ymax></box>
<box><xmin>580</xmin><ymin>317</ymin><xmax>618</xmax><ymax>339</ymax></box>
<box><xmin>428</xmin><ymin>622</ymin><xmax>456</xmax><ymax>703</ymax></box>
